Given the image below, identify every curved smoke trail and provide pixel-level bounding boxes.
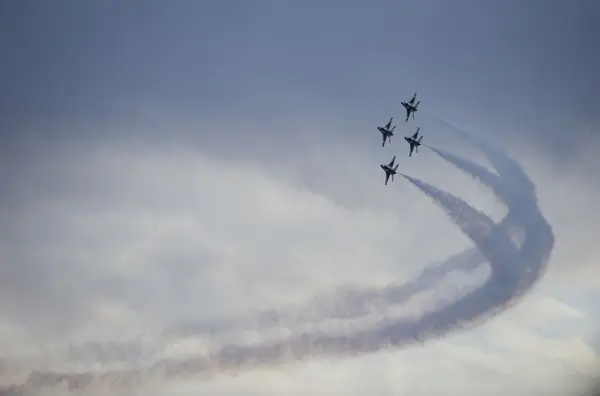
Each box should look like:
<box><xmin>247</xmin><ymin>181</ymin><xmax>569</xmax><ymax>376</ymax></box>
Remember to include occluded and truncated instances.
<box><xmin>426</xmin><ymin>117</ymin><xmax>554</xmax><ymax>295</ymax></box>
<box><xmin>430</xmin><ymin>116</ymin><xmax>537</xmax><ymax>199</ymax></box>
<box><xmin>0</xmin><ymin>124</ymin><xmax>554</xmax><ymax>394</ymax></box>
<box><xmin>172</xmin><ymin>122</ymin><xmax>551</xmax><ymax>337</ymax></box>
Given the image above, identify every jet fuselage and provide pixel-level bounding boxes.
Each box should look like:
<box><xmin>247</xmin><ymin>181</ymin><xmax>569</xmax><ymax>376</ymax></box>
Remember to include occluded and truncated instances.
<box><xmin>405</xmin><ymin>136</ymin><xmax>420</xmax><ymax>146</ymax></box>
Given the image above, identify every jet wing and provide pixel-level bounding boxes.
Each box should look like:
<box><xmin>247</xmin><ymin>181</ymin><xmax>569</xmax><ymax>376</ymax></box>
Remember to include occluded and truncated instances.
<box><xmin>385</xmin><ymin>172</ymin><xmax>390</xmax><ymax>185</ymax></box>
<box><xmin>385</xmin><ymin>117</ymin><xmax>393</xmax><ymax>129</ymax></box>
<box><xmin>388</xmin><ymin>156</ymin><xmax>396</xmax><ymax>167</ymax></box>
<box><xmin>409</xmin><ymin>143</ymin><xmax>414</xmax><ymax>156</ymax></box>
<box><xmin>408</xmin><ymin>94</ymin><xmax>416</xmax><ymax>105</ymax></box>
<box><xmin>412</xmin><ymin>128</ymin><xmax>419</xmax><ymax>139</ymax></box>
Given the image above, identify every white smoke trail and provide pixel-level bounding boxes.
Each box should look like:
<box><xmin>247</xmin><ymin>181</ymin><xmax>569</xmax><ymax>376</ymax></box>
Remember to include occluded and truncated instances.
<box><xmin>0</xmin><ymin>129</ymin><xmax>554</xmax><ymax>395</ymax></box>
<box><xmin>169</xmin><ymin>143</ymin><xmax>523</xmax><ymax>339</ymax></box>
<box><xmin>429</xmin><ymin>116</ymin><xmax>537</xmax><ymax>200</ymax></box>
<box><xmin>168</xmin><ymin>247</ymin><xmax>486</xmax><ymax>338</ymax></box>
<box><xmin>425</xmin><ymin>118</ymin><xmax>555</xmax><ymax>294</ymax></box>
<box><xmin>424</xmin><ymin>145</ymin><xmax>512</xmax><ymax>204</ymax></box>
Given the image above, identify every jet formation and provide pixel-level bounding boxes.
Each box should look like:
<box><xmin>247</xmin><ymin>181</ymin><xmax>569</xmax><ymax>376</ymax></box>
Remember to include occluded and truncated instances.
<box><xmin>377</xmin><ymin>92</ymin><xmax>424</xmax><ymax>185</ymax></box>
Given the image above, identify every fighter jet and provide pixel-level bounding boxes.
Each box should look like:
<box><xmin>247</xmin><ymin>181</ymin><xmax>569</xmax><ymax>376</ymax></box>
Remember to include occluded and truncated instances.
<box><xmin>377</xmin><ymin>117</ymin><xmax>396</xmax><ymax>147</ymax></box>
<box><xmin>404</xmin><ymin>127</ymin><xmax>423</xmax><ymax>157</ymax></box>
<box><xmin>380</xmin><ymin>155</ymin><xmax>399</xmax><ymax>185</ymax></box>
<box><xmin>401</xmin><ymin>92</ymin><xmax>420</xmax><ymax>122</ymax></box>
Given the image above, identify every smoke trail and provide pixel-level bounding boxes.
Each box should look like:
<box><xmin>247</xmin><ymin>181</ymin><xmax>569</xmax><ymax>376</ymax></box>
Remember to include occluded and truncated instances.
<box><xmin>398</xmin><ymin>174</ymin><xmax>521</xmax><ymax>290</ymax></box>
<box><xmin>427</xmin><ymin>119</ymin><xmax>555</xmax><ymax>295</ymax></box>
<box><xmin>424</xmin><ymin>145</ymin><xmax>511</xmax><ymax>204</ymax></box>
<box><xmin>133</xmin><ymin>134</ymin><xmax>527</xmax><ymax>344</ymax></box>
<box><xmin>169</xmin><ymin>247</ymin><xmax>486</xmax><ymax>340</ymax></box>
<box><xmin>1</xmin><ymin>187</ymin><xmax>518</xmax><ymax>392</ymax></box>
<box><xmin>162</xmin><ymin>136</ymin><xmax>552</xmax><ymax>373</ymax></box>
<box><xmin>424</xmin><ymin>144</ymin><xmax>526</xmax><ymax>243</ymax></box>
<box><xmin>0</xmin><ymin>132</ymin><xmax>554</xmax><ymax>395</ymax></box>
<box><xmin>171</xmin><ymin>145</ymin><xmax>523</xmax><ymax>339</ymax></box>
<box><xmin>429</xmin><ymin>115</ymin><xmax>537</xmax><ymax>199</ymax></box>
<box><xmin>12</xmin><ymin>176</ymin><xmax>516</xmax><ymax>389</ymax></box>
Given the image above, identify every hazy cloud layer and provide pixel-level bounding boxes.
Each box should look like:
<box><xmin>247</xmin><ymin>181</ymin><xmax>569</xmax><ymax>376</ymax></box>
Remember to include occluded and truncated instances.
<box><xmin>0</xmin><ymin>120</ymin><xmax>562</xmax><ymax>395</ymax></box>
<box><xmin>2</xmin><ymin>1</ymin><xmax>600</xmax><ymax>395</ymax></box>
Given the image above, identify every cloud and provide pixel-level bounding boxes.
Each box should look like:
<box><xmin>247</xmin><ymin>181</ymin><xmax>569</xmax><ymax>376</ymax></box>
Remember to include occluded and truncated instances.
<box><xmin>1</xmin><ymin>135</ymin><xmax>443</xmax><ymax>347</ymax></box>
<box><xmin>1</xmin><ymin>110</ymin><xmax>600</xmax><ymax>396</ymax></box>
<box><xmin>2</xmin><ymin>2</ymin><xmax>599</xmax><ymax>393</ymax></box>
<box><xmin>0</xmin><ymin>116</ymin><xmax>569</xmax><ymax>395</ymax></box>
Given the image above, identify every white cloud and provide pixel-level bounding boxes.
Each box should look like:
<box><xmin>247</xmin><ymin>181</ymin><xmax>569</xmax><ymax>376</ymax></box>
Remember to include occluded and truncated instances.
<box><xmin>1</xmin><ymin>119</ymin><xmax>599</xmax><ymax>395</ymax></box>
<box><xmin>2</xmin><ymin>136</ymin><xmax>469</xmax><ymax>344</ymax></box>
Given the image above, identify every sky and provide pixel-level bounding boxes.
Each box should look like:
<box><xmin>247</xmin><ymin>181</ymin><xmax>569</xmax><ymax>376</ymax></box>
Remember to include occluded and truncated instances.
<box><xmin>1</xmin><ymin>1</ymin><xmax>600</xmax><ymax>395</ymax></box>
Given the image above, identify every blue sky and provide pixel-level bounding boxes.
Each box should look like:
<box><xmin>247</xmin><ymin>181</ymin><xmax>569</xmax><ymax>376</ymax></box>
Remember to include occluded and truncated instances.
<box><xmin>1</xmin><ymin>1</ymin><xmax>599</xmax><ymax>395</ymax></box>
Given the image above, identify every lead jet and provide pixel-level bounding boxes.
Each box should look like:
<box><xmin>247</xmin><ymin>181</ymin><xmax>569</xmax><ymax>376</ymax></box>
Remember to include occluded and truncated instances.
<box><xmin>401</xmin><ymin>92</ymin><xmax>420</xmax><ymax>122</ymax></box>
<box><xmin>377</xmin><ymin>117</ymin><xmax>396</xmax><ymax>147</ymax></box>
<box><xmin>381</xmin><ymin>155</ymin><xmax>399</xmax><ymax>185</ymax></box>
<box><xmin>404</xmin><ymin>127</ymin><xmax>423</xmax><ymax>157</ymax></box>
